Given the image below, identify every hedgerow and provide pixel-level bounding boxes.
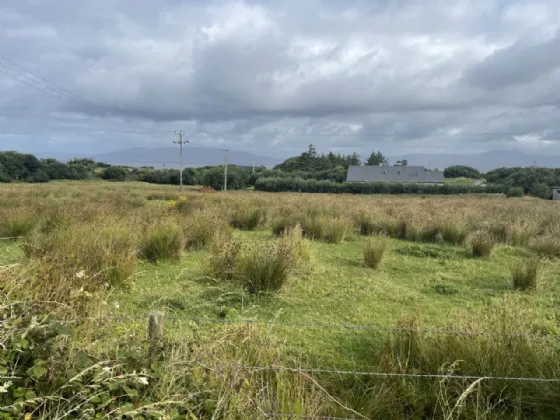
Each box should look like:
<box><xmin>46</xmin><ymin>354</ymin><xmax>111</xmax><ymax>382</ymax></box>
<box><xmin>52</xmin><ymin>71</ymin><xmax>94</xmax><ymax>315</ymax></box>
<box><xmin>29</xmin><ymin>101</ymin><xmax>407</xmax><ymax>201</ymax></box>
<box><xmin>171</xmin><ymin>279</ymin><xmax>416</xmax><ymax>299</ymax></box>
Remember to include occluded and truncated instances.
<box><xmin>254</xmin><ymin>177</ymin><xmax>507</xmax><ymax>195</ymax></box>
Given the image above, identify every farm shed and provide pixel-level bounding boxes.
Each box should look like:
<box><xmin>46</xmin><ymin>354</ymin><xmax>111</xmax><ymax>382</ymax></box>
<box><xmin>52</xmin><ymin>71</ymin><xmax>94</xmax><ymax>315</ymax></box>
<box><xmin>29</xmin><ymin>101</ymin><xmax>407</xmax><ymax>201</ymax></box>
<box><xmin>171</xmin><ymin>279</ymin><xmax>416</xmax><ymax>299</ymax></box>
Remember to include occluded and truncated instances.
<box><xmin>346</xmin><ymin>165</ymin><xmax>445</xmax><ymax>184</ymax></box>
<box><xmin>553</xmin><ymin>186</ymin><xmax>560</xmax><ymax>201</ymax></box>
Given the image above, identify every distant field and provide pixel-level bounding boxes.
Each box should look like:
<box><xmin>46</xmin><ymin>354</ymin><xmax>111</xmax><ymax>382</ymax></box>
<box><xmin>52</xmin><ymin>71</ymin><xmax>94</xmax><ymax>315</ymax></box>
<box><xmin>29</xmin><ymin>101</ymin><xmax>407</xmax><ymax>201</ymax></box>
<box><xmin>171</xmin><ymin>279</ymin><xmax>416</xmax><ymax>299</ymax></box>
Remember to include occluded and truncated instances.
<box><xmin>1</xmin><ymin>181</ymin><xmax>560</xmax><ymax>419</ymax></box>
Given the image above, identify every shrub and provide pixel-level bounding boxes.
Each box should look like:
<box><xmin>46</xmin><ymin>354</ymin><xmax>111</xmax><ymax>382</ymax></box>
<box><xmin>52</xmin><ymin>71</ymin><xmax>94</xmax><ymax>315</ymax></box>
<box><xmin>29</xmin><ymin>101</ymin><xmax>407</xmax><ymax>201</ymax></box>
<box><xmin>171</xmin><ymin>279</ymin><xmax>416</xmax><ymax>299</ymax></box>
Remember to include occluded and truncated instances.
<box><xmin>417</xmin><ymin>225</ymin><xmax>441</xmax><ymax>243</ymax></box>
<box><xmin>324</xmin><ymin>218</ymin><xmax>350</xmax><ymax>244</ymax></box>
<box><xmin>101</xmin><ymin>166</ymin><xmax>128</xmax><ymax>181</ymax></box>
<box><xmin>363</xmin><ymin>236</ymin><xmax>387</xmax><ymax>269</ymax></box>
<box><xmin>506</xmin><ymin>187</ymin><xmax>524</xmax><ymax>197</ymax></box>
<box><xmin>27</xmin><ymin>169</ymin><xmax>50</xmax><ymax>183</ymax></box>
<box><xmin>512</xmin><ymin>259</ymin><xmax>539</xmax><ymax>291</ymax></box>
<box><xmin>470</xmin><ymin>232</ymin><xmax>494</xmax><ymax>258</ymax></box>
<box><xmin>139</xmin><ymin>224</ymin><xmax>183</xmax><ymax>262</ymax></box>
<box><xmin>205</xmin><ymin>232</ymin><xmax>242</xmax><ymax>281</ymax></box>
<box><xmin>238</xmin><ymin>241</ymin><xmax>292</xmax><ymax>294</ymax></box>
<box><xmin>531</xmin><ymin>183</ymin><xmax>551</xmax><ymax>200</ymax></box>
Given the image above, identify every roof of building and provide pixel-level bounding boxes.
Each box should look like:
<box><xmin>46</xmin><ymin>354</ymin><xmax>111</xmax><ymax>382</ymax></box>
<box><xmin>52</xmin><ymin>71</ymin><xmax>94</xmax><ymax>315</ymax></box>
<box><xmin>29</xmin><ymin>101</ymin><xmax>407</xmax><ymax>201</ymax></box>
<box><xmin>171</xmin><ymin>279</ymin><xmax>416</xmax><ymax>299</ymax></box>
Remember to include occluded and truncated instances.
<box><xmin>346</xmin><ymin>165</ymin><xmax>445</xmax><ymax>183</ymax></box>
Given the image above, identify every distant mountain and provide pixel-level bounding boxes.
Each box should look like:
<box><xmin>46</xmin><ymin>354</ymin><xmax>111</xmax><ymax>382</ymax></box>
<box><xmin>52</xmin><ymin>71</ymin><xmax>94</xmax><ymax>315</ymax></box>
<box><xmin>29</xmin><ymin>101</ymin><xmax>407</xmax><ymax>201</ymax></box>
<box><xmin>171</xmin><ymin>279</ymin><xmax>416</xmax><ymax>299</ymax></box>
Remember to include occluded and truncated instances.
<box><xmin>389</xmin><ymin>151</ymin><xmax>560</xmax><ymax>173</ymax></box>
<box><xmin>84</xmin><ymin>147</ymin><xmax>282</xmax><ymax>168</ymax></box>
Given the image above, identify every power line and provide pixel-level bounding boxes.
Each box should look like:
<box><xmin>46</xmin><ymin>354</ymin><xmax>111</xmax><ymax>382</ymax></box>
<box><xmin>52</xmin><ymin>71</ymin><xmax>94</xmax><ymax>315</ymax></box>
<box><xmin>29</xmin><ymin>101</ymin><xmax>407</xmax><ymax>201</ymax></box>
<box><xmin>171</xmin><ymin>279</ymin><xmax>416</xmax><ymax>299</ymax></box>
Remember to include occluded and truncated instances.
<box><xmin>0</xmin><ymin>55</ymin><xmax>168</xmax><ymax>134</ymax></box>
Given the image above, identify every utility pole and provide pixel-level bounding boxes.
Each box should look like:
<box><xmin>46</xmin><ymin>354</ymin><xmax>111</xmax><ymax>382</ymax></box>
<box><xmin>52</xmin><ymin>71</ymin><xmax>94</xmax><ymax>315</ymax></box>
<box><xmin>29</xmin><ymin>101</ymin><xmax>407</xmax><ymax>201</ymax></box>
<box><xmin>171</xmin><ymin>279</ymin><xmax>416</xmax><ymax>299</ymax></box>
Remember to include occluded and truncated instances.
<box><xmin>222</xmin><ymin>149</ymin><xmax>231</xmax><ymax>191</ymax></box>
<box><xmin>173</xmin><ymin>131</ymin><xmax>189</xmax><ymax>191</ymax></box>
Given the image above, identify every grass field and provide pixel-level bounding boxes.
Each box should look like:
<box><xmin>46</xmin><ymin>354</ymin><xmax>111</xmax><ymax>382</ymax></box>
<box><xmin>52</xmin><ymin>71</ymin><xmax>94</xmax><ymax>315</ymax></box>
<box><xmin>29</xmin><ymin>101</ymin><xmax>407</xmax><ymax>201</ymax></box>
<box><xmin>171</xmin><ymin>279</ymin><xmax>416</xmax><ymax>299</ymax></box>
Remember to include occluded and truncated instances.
<box><xmin>1</xmin><ymin>181</ymin><xmax>560</xmax><ymax>419</ymax></box>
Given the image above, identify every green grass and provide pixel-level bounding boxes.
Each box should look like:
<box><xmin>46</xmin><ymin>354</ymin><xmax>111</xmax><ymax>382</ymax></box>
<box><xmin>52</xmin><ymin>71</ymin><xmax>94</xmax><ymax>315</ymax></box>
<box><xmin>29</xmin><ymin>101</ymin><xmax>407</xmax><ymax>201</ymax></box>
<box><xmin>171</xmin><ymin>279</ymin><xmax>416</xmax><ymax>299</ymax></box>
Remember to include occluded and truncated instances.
<box><xmin>110</xmin><ymin>230</ymin><xmax>560</xmax><ymax>369</ymax></box>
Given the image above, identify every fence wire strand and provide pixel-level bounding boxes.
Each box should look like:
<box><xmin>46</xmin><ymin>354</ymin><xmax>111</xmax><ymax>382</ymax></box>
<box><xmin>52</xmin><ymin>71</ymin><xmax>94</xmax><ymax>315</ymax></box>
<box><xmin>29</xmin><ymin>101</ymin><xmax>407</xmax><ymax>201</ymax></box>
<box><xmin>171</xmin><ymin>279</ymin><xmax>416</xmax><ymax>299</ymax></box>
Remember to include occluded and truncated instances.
<box><xmin>209</xmin><ymin>364</ymin><xmax>560</xmax><ymax>383</ymax></box>
<box><xmin>92</xmin><ymin>314</ymin><xmax>560</xmax><ymax>340</ymax></box>
<box><xmin>264</xmin><ymin>414</ymin><xmax>361</xmax><ymax>419</ymax></box>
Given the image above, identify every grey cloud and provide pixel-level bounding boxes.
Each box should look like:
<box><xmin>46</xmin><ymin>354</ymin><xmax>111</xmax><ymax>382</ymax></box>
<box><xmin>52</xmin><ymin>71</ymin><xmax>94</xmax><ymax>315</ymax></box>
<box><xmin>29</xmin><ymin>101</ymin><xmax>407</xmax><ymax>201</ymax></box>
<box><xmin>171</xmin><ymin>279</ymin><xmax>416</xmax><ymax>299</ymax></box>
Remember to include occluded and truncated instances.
<box><xmin>464</xmin><ymin>31</ymin><xmax>560</xmax><ymax>90</ymax></box>
<box><xmin>2</xmin><ymin>0</ymin><xmax>560</xmax><ymax>160</ymax></box>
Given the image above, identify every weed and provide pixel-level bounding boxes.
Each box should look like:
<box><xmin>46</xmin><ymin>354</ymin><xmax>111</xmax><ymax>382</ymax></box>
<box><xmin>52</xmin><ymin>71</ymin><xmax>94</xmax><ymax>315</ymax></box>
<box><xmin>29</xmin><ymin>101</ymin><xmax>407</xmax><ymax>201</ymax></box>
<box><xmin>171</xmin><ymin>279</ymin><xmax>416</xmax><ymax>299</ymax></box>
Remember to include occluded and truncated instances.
<box><xmin>363</xmin><ymin>236</ymin><xmax>387</xmax><ymax>269</ymax></box>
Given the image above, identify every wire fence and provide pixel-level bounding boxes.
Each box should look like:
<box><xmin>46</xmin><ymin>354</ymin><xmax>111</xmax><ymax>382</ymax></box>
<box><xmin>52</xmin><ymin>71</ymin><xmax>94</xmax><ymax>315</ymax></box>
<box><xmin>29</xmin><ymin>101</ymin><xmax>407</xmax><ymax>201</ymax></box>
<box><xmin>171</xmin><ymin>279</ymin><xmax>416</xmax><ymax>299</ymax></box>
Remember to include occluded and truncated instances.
<box><xmin>83</xmin><ymin>313</ymin><xmax>560</xmax><ymax>340</ymax></box>
<box><xmin>3</xmin><ymin>309</ymin><xmax>560</xmax><ymax>419</ymax></box>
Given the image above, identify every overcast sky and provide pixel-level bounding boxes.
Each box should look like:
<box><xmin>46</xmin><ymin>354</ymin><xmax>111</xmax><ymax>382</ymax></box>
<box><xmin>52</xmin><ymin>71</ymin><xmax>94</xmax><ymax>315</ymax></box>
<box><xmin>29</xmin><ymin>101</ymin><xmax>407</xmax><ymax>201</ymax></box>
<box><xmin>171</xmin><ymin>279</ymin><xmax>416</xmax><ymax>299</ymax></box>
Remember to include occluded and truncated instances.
<box><xmin>1</xmin><ymin>0</ymin><xmax>560</xmax><ymax>159</ymax></box>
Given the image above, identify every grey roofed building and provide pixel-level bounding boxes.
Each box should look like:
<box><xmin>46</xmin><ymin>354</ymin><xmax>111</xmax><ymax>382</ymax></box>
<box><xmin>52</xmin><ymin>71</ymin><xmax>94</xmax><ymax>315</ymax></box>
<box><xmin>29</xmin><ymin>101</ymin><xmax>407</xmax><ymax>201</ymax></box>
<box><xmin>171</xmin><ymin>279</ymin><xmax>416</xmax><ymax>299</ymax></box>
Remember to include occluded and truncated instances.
<box><xmin>346</xmin><ymin>165</ymin><xmax>445</xmax><ymax>184</ymax></box>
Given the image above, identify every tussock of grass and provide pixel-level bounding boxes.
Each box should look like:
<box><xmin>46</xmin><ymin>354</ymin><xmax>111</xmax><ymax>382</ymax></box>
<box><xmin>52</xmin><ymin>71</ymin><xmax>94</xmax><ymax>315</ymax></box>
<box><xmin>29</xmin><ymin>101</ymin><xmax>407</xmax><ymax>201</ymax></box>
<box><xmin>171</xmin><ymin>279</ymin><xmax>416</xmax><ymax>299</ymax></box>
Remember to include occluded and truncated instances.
<box><xmin>139</xmin><ymin>224</ymin><xmax>183</xmax><ymax>262</ymax></box>
<box><xmin>374</xmin><ymin>298</ymin><xmax>560</xmax><ymax>418</ymax></box>
<box><xmin>181</xmin><ymin>213</ymin><xmax>228</xmax><ymax>250</ymax></box>
<box><xmin>324</xmin><ymin>218</ymin><xmax>350</xmax><ymax>244</ymax></box>
<box><xmin>301</xmin><ymin>216</ymin><xmax>326</xmax><ymax>240</ymax></box>
<box><xmin>230</xmin><ymin>207</ymin><xmax>265</xmax><ymax>231</ymax></box>
<box><xmin>146</xmin><ymin>192</ymin><xmax>180</xmax><ymax>201</ymax></box>
<box><xmin>238</xmin><ymin>241</ymin><xmax>292</xmax><ymax>294</ymax></box>
<box><xmin>272</xmin><ymin>216</ymin><xmax>297</xmax><ymax>236</ymax></box>
<box><xmin>528</xmin><ymin>236</ymin><xmax>560</xmax><ymax>257</ymax></box>
<box><xmin>22</xmin><ymin>223</ymin><xmax>137</xmax><ymax>288</ymax></box>
<box><xmin>0</xmin><ymin>212</ymin><xmax>38</xmax><ymax>238</ymax></box>
<box><xmin>470</xmin><ymin>231</ymin><xmax>494</xmax><ymax>258</ymax></box>
<box><xmin>363</xmin><ymin>236</ymin><xmax>387</xmax><ymax>269</ymax></box>
<box><xmin>205</xmin><ymin>231</ymin><xmax>242</xmax><ymax>281</ymax></box>
<box><xmin>278</xmin><ymin>224</ymin><xmax>314</xmax><ymax>272</ymax></box>
<box><xmin>358</xmin><ymin>212</ymin><xmax>378</xmax><ymax>236</ymax></box>
<box><xmin>512</xmin><ymin>258</ymin><xmax>539</xmax><ymax>290</ymax></box>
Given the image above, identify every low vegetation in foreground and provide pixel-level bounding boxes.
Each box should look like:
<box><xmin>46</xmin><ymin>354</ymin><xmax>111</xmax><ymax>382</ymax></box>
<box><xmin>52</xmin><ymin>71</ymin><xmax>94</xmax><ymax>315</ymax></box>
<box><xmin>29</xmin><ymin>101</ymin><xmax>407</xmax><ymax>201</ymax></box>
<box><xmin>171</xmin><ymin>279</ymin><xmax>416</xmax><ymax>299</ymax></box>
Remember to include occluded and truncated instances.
<box><xmin>1</xmin><ymin>181</ymin><xmax>560</xmax><ymax>419</ymax></box>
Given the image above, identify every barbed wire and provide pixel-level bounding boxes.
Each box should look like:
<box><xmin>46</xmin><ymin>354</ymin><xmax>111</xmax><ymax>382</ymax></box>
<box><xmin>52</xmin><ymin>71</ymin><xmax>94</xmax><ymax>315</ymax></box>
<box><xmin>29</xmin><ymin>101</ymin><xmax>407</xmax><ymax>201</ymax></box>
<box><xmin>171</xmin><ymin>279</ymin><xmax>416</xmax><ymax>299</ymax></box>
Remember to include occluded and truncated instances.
<box><xmin>3</xmin><ymin>310</ymin><xmax>560</xmax><ymax>340</ymax></box>
<box><xmin>264</xmin><ymin>414</ymin><xmax>361</xmax><ymax>419</ymax></box>
<box><xmin>217</xmin><ymin>364</ymin><xmax>560</xmax><ymax>383</ymax></box>
<box><xmin>93</xmin><ymin>313</ymin><xmax>560</xmax><ymax>340</ymax></box>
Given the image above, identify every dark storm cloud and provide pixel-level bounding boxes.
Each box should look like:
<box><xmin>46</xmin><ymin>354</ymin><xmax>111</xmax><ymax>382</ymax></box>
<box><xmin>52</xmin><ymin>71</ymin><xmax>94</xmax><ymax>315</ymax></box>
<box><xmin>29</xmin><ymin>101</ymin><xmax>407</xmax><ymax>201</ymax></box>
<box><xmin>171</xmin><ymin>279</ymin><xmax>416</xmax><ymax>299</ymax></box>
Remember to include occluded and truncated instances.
<box><xmin>1</xmin><ymin>0</ymin><xmax>560</xmax><ymax>158</ymax></box>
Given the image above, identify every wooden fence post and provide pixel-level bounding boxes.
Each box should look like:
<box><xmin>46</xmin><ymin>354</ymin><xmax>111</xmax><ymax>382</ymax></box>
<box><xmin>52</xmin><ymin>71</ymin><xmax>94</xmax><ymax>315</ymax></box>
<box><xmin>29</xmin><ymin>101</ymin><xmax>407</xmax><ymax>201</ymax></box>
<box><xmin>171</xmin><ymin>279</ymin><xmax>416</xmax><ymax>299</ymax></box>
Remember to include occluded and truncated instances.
<box><xmin>148</xmin><ymin>311</ymin><xmax>164</xmax><ymax>342</ymax></box>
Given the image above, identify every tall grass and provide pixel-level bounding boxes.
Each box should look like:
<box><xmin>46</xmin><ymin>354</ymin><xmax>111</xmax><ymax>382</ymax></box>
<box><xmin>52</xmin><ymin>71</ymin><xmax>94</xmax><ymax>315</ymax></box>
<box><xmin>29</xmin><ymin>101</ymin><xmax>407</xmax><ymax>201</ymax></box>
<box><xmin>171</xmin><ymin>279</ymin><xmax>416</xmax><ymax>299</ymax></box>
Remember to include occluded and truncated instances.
<box><xmin>363</xmin><ymin>236</ymin><xmax>387</xmax><ymax>269</ymax></box>
<box><xmin>139</xmin><ymin>224</ymin><xmax>183</xmax><ymax>262</ymax></box>
<box><xmin>205</xmin><ymin>231</ymin><xmax>243</xmax><ymax>281</ymax></box>
<box><xmin>512</xmin><ymin>258</ymin><xmax>539</xmax><ymax>290</ymax></box>
<box><xmin>238</xmin><ymin>241</ymin><xmax>292</xmax><ymax>294</ymax></box>
<box><xmin>470</xmin><ymin>231</ymin><xmax>495</xmax><ymax>258</ymax></box>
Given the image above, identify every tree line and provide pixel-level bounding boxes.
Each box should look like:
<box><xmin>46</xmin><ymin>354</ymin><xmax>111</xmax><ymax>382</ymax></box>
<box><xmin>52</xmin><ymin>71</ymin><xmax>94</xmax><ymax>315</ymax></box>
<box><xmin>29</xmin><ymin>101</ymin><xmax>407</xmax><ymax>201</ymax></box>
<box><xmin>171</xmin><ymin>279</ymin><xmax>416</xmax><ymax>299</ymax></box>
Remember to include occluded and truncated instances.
<box><xmin>1</xmin><ymin>149</ymin><xmax>559</xmax><ymax>198</ymax></box>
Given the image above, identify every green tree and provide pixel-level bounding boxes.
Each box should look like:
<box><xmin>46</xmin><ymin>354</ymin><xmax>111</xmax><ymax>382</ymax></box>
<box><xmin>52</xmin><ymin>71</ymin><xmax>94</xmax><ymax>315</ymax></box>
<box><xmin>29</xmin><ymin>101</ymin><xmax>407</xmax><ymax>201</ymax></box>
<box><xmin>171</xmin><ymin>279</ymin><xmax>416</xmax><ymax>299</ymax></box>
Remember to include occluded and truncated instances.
<box><xmin>101</xmin><ymin>166</ymin><xmax>128</xmax><ymax>181</ymax></box>
<box><xmin>367</xmin><ymin>151</ymin><xmax>389</xmax><ymax>166</ymax></box>
<box><xmin>531</xmin><ymin>183</ymin><xmax>551</xmax><ymax>199</ymax></box>
<box><xmin>444</xmin><ymin>165</ymin><xmax>482</xmax><ymax>179</ymax></box>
